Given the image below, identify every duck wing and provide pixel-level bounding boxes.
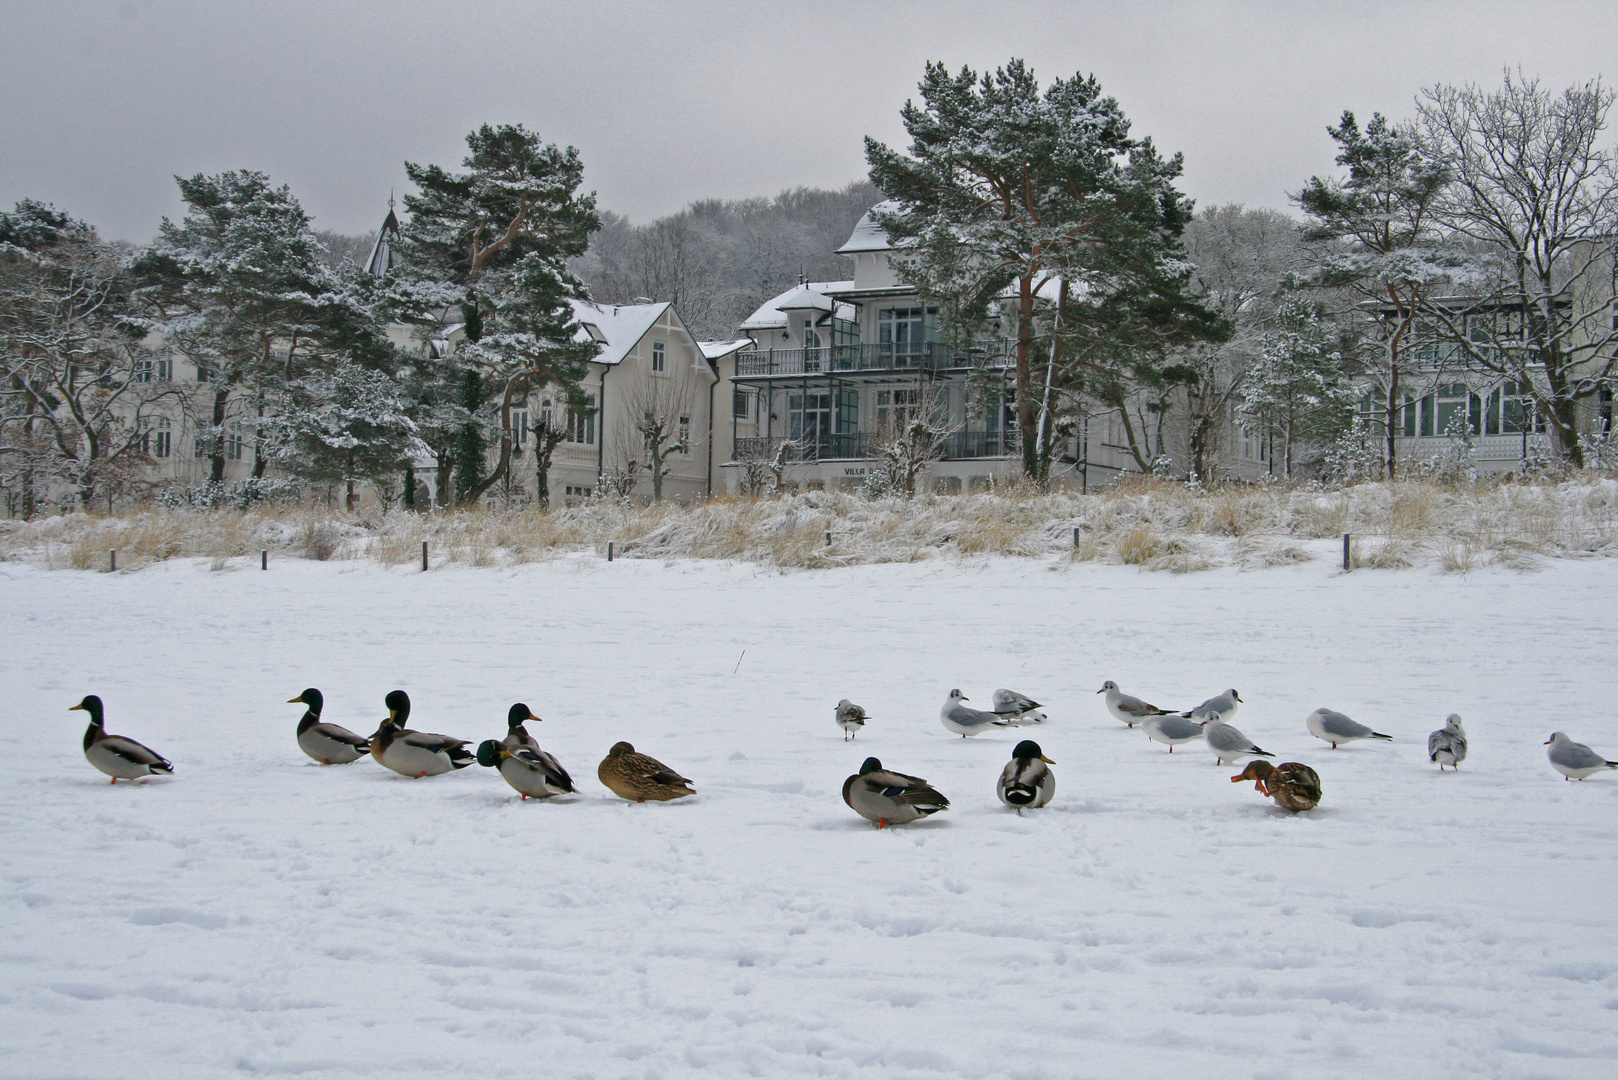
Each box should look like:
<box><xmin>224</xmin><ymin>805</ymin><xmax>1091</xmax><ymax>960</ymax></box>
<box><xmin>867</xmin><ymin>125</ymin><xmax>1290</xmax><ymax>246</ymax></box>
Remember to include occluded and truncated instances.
<box><xmin>99</xmin><ymin>735</ymin><xmax>172</xmax><ymax>772</ymax></box>
<box><xmin>511</xmin><ymin>747</ymin><xmax>576</xmax><ymax>793</ymax></box>
<box><xmin>862</xmin><ymin>770</ymin><xmax>947</xmax><ymax>808</ymax></box>
<box><xmin>397</xmin><ymin>730</ymin><xmax>475</xmax><ymax>768</ymax></box>
<box><xmin>1276</xmin><ymin>763</ymin><xmax>1321</xmax><ymax>796</ymax></box>
<box><xmin>310</xmin><ymin>722</ymin><xmax>370</xmax><ymax>750</ymax></box>
<box><xmin>398</xmin><ymin>730</ymin><xmax>469</xmax><ymax>752</ymax></box>
<box><xmin>623</xmin><ymin>751</ymin><xmax>692</xmax><ymax>786</ymax></box>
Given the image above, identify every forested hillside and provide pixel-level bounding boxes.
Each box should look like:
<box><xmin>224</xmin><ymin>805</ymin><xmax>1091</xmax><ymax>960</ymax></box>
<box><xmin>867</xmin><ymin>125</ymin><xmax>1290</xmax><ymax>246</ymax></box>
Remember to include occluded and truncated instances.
<box><xmin>573</xmin><ymin>180</ymin><xmax>881</xmax><ymax>340</ymax></box>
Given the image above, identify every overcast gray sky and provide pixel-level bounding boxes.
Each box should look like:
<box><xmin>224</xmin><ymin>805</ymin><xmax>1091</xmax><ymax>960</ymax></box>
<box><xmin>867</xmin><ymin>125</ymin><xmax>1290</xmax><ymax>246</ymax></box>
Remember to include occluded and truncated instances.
<box><xmin>3</xmin><ymin>0</ymin><xmax>1615</xmax><ymax>242</ymax></box>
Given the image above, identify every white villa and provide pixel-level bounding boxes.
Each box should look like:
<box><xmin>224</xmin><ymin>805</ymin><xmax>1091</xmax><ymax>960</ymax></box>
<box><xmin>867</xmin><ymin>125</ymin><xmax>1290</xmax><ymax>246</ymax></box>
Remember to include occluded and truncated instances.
<box><xmin>715</xmin><ymin>203</ymin><xmax>1147</xmax><ymax>493</ymax></box>
<box><xmin>404</xmin><ymin>299</ymin><xmax>720</xmax><ymax>507</ymax></box>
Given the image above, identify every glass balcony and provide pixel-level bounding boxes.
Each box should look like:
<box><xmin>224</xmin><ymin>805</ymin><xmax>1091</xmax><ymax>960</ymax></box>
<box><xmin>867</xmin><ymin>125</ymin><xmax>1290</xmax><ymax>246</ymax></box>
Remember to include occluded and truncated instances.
<box><xmin>732</xmin><ymin>430</ymin><xmax>1014</xmax><ymax>463</ymax></box>
<box><xmin>735</xmin><ymin>341</ymin><xmax>1016</xmax><ymax>378</ymax></box>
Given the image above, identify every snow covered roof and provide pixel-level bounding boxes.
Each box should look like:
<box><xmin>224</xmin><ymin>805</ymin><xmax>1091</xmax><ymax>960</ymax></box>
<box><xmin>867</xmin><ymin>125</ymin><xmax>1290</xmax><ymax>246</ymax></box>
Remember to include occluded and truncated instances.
<box><xmin>699</xmin><ymin>339</ymin><xmax>752</xmax><ymax>360</ymax></box>
<box><xmin>567</xmin><ymin>299</ymin><xmax>715</xmax><ymax>381</ymax></box>
<box><xmin>738</xmin><ymin>281</ymin><xmax>856</xmax><ymax>331</ymax></box>
<box><xmin>568</xmin><ymin>300</ymin><xmax>671</xmax><ymax>365</ymax></box>
<box><xmin>835</xmin><ymin>200</ymin><xmax>899</xmax><ymax>254</ymax></box>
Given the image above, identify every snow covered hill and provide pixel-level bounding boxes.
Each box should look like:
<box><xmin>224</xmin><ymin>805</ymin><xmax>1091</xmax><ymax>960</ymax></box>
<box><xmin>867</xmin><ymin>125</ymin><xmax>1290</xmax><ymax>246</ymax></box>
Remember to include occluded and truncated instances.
<box><xmin>2</xmin><ymin>555</ymin><xmax>1615</xmax><ymax>1078</ymax></box>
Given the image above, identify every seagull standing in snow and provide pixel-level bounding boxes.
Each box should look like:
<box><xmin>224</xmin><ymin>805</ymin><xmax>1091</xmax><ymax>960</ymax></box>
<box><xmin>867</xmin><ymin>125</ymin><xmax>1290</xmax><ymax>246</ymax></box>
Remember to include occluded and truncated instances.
<box><xmin>940</xmin><ymin>689</ymin><xmax>1013</xmax><ymax>737</ymax></box>
<box><xmin>1203</xmin><ymin>712</ymin><xmax>1274</xmax><ymax>765</ymax></box>
<box><xmin>834</xmin><ymin>699</ymin><xmax>868</xmax><ymax>741</ymax></box>
<box><xmin>1427</xmin><ymin>715</ymin><xmax>1468</xmax><ymax>771</ymax></box>
<box><xmin>1143</xmin><ymin>713</ymin><xmax>1208</xmax><ymax>753</ymax></box>
<box><xmin>1097</xmin><ymin>680</ymin><xmax>1175</xmax><ymax>728</ymax></box>
<box><xmin>1544</xmin><ymin>732</ymin><xmax>1618</xmax><ymax>780</ymax></box>
<box><xmin>991</xmin><ymin>689</ymin><xmax>1046</xmax><ymax>725</ymax></box>
<box><xmin>1186</xmin><ymin>689</ymin><xmax>1241</xmax><ymax>721</ymax></box>
<box><xmin>1306</xmin><ymin>708</ymin><xmax>1393</xmax><ymax>749</ymax></box>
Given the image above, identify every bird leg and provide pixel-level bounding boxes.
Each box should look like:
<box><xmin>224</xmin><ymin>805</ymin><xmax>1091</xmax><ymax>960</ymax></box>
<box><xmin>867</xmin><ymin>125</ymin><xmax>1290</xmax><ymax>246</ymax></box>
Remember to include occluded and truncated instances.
<box><xmin>878</xmin><ymin>818</ymin><xmax>887</xmax><ymax>829</ymax></box>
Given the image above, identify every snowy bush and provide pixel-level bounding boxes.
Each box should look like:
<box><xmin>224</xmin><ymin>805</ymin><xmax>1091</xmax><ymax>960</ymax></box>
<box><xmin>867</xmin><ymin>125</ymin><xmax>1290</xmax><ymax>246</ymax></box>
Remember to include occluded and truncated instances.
<box><xmin>1319</xmin><ymin>418</ymin><xmax>1383</xmax><ymax>486</ymax></box>
<box><xmin>1578</xmin><ymin>431</ymin><xmax>1618</xmax><ymax>471</ymax></box>
<box><xmin>157</xmin><ymin>478</ymin><xmax>302</xmax><ymax>510</ymax></box>
<box><xmin>1413</xmin><ymin>412</ymin><xmax>1478</xmax><ymax>485</ymax></box>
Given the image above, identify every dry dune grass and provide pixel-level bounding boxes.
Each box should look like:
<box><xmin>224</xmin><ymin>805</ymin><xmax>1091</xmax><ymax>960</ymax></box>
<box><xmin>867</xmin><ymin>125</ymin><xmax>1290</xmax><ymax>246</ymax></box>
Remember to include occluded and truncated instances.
<box><xmin>6</xmin><ymin>476</ymin><xmax>1618</xmax><ymax>574</ymax></box>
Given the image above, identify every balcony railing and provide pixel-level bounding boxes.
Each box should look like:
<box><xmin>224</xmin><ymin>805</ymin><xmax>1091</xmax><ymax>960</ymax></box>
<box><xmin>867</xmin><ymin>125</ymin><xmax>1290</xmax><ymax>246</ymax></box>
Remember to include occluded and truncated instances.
<box><xmin>735</xmin><ymin>341</ymin><xmax>1016</xmax><ymax>378</ymax></box>
<box><xmin>732</xmin><ymin>431</ymin><xmax>1015</xmax><ymax>463</ymax></box>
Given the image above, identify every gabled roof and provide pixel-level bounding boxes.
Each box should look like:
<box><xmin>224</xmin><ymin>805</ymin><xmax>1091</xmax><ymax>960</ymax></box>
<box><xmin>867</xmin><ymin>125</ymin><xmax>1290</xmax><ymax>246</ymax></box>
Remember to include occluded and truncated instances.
<box><xmin>569</xmin><ymin>299</ymin><xmax>715</xmax><ymax>381</ymax></box>
<box><xmin>738</xmin><ymin>281</ymin><xmax>857</xmax><ymax>331</ymax></box>
<box><xmin>835</xmin><ymin>200</ymin><xmax>899</xmax><ymax>254</ymax></box>
<box><xmin>699</xmin><ymin>339</ymin><xmax>752</xmax><ymax>360</ymax></box>
<box><xmin>569</xmin><ymin>300</ymin><xmax>670</xmax><ymax>365</ymax></box>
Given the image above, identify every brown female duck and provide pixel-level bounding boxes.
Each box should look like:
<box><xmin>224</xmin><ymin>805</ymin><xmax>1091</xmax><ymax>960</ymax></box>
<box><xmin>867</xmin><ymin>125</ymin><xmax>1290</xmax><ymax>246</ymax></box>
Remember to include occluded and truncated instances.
<box><xmin>597</xmin><ymin>742</ymin><xmax>695</xmax><ymax>802</ymax></box>
<box><xmin>1232</xmin><ymin>760</ymin><xmax>1321</xmax><ymax>812</ymax></box>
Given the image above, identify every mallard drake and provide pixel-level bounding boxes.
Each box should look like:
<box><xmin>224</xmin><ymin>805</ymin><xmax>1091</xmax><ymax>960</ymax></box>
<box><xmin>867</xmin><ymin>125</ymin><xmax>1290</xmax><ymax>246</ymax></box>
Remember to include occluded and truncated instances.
<box><xmin>1306</xmin><ymin>708</ymin><xmax>1392</xmax><ymax>748</ymax></box>
<box><xmin>1427</xmin><ymin>714</ymin><xmax>1468</xmax><ymax>771</ymax></box>
<box><xmin>476</xmin><ymin>703</ymin><xmax>575</xmax><ymax>799</ymax></box>
<box><xmin>369</xmin><ymin>690</ymin><xmax>474</xmax><ymax>778</ymax></box>
<box><xmin>997</xmin><ymin>740</ymin><xmax>1054</xmax><ymax>811</ymax></box>
<box><xmin>289</xmin><ymin>688</ymin><xmax>370</xmax><ymax>764</ymax></box>
<box><xmin>1232</xmin><ymin>760</ymin><xmax>1321</xmax><ymax>812</ymax></box>
<box><xmin>1098</xmin><ymin>680</ymin><xmax>1175</xmax><ymax>728</ymax></box>
<box><xmin>1544</xmin><ymin>732</ymin><xmax>1618</xmax><ymax>780</ymax></box>
<box><xmin>70</xmin><ymin>695</ymin><xmax>172</xmax><ymax>783</ymax></box>
<box><xmin>598</xmin><ymin>742</ymin><xmax>695</xmax><ymax>802</ymax></box>
<box><xmin>476</xmin><ymin>743</ymin><xmax>576</xmax><ymax>800</ymax></box>
<box><xmin>843</xmin><ymin>757</ymin><xmax>949</xmax><ymax>827</ymax></box>
<box><xmin>499</xmin><ymin>702</ymin><xmax>545</xmax><ymax>753</ymax></box>
<box><xmin>834</xmin><ymin>699</ymin><xmax>868</xmax><ymax>741</ymax></box>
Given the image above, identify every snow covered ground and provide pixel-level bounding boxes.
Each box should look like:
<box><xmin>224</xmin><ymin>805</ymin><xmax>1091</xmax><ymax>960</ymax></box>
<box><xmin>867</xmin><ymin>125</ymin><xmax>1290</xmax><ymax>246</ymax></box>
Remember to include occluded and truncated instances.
<box><xmin>2</xmin><ymin>548</ymin><xmax>1616</xmax><ymax>1079</ymax></box>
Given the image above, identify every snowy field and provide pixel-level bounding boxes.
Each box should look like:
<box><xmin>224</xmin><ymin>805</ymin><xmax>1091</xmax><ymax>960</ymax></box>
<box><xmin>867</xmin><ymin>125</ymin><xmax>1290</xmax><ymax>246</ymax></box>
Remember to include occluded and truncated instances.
<box><xmin>2</xmin><ymin>548</ymin><xmax>1616</xmax><ymax>1080</ymax></box>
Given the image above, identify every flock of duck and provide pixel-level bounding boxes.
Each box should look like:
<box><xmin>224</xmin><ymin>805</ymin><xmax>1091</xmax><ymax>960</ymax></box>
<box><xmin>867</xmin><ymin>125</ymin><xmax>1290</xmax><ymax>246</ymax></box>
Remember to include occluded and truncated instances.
<box><xmin>66</xmin><ymin>680</ymin><xmax>1618</xmax><ymax>825</ymax></box>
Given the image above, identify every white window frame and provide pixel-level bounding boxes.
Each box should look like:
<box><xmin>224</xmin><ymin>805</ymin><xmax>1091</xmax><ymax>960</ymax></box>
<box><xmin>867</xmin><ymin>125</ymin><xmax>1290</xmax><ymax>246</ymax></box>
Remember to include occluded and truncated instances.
<box><xmin>651</xmin><ymin>341</ymin><xmax>667</xmax><ymax>375</ymax></box>
<box><xmin>566</xmin><ymin>395</ymin><xmax>597</xmax><ymax>445</ymax></box>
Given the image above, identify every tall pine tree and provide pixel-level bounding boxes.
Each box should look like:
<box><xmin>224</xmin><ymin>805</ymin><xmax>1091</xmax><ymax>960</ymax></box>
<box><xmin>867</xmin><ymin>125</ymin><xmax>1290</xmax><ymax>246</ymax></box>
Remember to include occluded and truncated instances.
<box><xmin>1295</xmin><ymin>111</ymin><xmax>1460</xmax><ymax>478</ymax></box>
<box><xmin>391</xmin><ymin>124</ymin><xmax>600</xmax><ymax>506</ymax></box>
<box><xmin>132</xmin><ymin>172</ymin><xmax>336</xmax><ymax>485</ymax></box>
<box><xmin>866</xmin><ymin>60</ymin><xmax>1225</xmax><ymax>482</ymax></box>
